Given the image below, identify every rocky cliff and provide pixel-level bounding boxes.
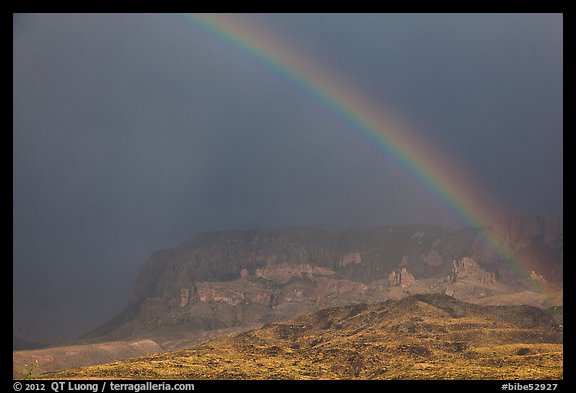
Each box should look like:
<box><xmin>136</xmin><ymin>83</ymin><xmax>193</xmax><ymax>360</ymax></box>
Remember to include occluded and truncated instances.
<box><xmin>87</xmin><ymin>219</ymin><xmax>562</xmax><ymax>341</ymax></box>
<box><xmin>472</xmin><ymin>214</ymin><xmax>563</xmax><ymax>286</ymax></box>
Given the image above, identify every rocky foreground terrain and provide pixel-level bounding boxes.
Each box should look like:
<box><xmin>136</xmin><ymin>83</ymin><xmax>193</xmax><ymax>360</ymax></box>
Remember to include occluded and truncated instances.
<box><xmin>43</xmin><ymin>294</ymin><xmax>563</xmax><ymax>380</ymax></box>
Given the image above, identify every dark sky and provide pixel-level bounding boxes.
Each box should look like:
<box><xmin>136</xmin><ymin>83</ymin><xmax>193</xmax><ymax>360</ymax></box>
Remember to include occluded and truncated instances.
<box><xmin>13</xmin><ymin>13</ymin><xmax>562</xmax><ymax>343</ymax></box>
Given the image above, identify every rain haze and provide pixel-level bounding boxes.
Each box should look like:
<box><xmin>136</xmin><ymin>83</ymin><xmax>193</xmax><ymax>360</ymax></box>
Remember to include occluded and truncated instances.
<box><xmin>13</xmin><ymin>13</ymin><xmax>562</xmax><ymax>344</ymax></box>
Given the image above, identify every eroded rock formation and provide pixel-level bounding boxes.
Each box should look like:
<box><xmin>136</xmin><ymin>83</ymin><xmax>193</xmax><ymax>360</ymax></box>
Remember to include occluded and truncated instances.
<box><xmin>388</xmin><ymin>268</ymin><xmax>416</xmax><ymax>287</ymax></box>
<box><xmin>450</xmin><ymin>257</ymin><xmax>495</xmax><ymax>285</ymax></box>
<box><xmin>179</xmin><ymin>288</ymin><xmax>191</xmax><ymax>308</ymax></box>
<box><xmin>530</xmin><ymin>270</ymin><xmax>547</xmax><ymax>285</ymax></box>
<box><xmin>254</xmin><ymin>263</ymin><xmax>335</xmax><ymax>284</ymax></box>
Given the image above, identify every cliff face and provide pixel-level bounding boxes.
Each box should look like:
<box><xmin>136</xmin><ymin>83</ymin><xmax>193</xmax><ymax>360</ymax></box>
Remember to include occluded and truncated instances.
<box><xmin>130</xmin><ymin>226</ymin><xmax>475</xmax><ymax>304</ymax></box>
<box><xmin>92</xmin><ymin>220</ymin><xmax>562</xmax><ymax>341</ymax></box>
<box><xmin>472</xmin><ymin>214</ymin><xmax>563</xmax><ymax>285</ymax></box>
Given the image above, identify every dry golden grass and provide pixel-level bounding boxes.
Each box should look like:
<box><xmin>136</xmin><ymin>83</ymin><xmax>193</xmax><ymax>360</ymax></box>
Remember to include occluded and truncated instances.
<box><xmin>42</xmin><ymin>295</ymin><xmax>562</xmax><ymax>380</ymax></box>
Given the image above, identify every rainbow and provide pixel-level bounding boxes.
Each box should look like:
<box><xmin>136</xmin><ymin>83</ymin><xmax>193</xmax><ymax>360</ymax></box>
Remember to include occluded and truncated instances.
<box><xmin>178</xmin><ymin>13</ymin><xmax>536</xmax><ymax>283</ymax></box>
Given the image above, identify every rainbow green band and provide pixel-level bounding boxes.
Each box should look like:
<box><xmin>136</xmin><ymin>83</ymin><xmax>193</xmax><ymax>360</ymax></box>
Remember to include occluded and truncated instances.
<box><xmin>179</xmin><ymin>13</ymin><xmax>539</xmax><ymax>284</ymax></box>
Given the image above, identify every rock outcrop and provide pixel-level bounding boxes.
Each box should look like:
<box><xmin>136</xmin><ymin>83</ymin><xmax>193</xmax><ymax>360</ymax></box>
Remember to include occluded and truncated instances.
<box><xmin>179</xmin><ymin>289</ymin><xmax>191</xmax><ymax>308</ymax></box>
<box><xmin>530</xmin><ymin>270</ymin><xmax>547</xmax><ymax>285</ymax></box>
<box><xmin>254</xmin><ymin>263</ymin><xmax>335</xmax><ymax>284</ymax></box>
<box><xmin>450</xmin><ymin>257</ymin><xmax>495</xmax><ymax>285</ymax></box>
<box><xmin>194</xmin><ymin>280</ymin><xmax>276</xmax><ymax>307</ymax></box>
<box><xmin>452</xmin><ymin>257</ymin><xmax>480</xmax><ymax>277</ymax></box>
<box><xmin>388</xmin><ymin>268</ymin><xmax>416</xmax><ymax>287</ymax></box>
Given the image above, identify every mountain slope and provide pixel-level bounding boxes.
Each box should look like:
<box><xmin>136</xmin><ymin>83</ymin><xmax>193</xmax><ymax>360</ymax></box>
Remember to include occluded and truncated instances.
<box><xmin>13</xmin><ymin>339</ymin><xmax>162</xmax><ymax>379</ymax></box>
<box><xmin>44</xmin><ymin>294</ymin><xmax>562</xmax><ymax>380</ymax></box>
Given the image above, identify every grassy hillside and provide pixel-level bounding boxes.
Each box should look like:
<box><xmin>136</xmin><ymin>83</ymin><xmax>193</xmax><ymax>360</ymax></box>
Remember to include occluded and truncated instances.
<box><xmin>42</xmin><ymin>294</ymin><xmax>562</xmax><ymax>380</ymax></box>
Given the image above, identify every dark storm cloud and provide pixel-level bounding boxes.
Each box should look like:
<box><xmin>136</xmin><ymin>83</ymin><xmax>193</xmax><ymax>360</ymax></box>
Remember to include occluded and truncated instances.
<box><xmin>13</xmin><ymin>13</ymin><xmax>562</xmax><ymax>342</ymax></box>
<box><xmin>255</xmin><ymin>13</ymin><xmax>562</xmax><ymax>215</ymax></box>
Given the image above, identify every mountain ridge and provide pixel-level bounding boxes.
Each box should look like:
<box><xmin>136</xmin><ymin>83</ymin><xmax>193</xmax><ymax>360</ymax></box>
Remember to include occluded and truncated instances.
<box><xmin>84</xmin><ymin>217</ymin><xmax>561</xmax><ymax>343</ymax></box>
<box><xmin>15</xmin><ymin>216</ymin><xmax>563</xmax><ymax>379</ymax></box>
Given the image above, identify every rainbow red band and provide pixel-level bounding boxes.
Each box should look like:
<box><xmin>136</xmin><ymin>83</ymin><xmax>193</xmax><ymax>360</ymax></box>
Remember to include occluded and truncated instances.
<box><xmin>179</xmin><ymin>13</ymin><xmax>542</xmax><ymax>284</ymax></box>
